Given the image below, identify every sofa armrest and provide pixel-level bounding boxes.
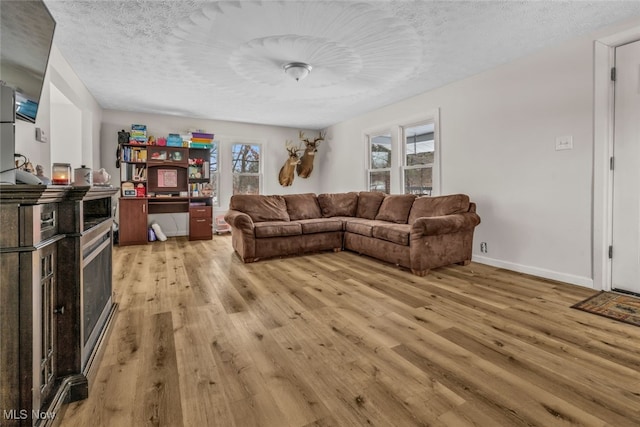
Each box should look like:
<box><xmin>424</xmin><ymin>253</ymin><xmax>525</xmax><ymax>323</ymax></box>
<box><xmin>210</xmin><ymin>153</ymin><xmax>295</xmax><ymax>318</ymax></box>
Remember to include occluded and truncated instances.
<box><xmin>224</xmin><ymin>210</ymin><xmax>255</xmax><ymax>234</ymax></box>
<box><xmin>411</xmin><ymin>212</ymin><xmax>481</xmax><ymax>237</ymax></box>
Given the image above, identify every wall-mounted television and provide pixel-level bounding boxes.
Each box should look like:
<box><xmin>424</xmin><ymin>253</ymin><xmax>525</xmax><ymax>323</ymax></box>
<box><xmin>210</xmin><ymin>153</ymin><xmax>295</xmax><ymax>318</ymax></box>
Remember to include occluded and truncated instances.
<box><xmin>0</xmin><ymin>0</ymin><xmax>56</xmax><ymax>123</ymax></box>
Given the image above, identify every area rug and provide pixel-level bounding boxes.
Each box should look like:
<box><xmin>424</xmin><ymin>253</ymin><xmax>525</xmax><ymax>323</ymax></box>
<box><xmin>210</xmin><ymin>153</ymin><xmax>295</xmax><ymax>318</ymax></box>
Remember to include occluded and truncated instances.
<box><xmin>572</xmin><ymin>291</ymin><xmax>640</xmax><ymax>327</ymax></box>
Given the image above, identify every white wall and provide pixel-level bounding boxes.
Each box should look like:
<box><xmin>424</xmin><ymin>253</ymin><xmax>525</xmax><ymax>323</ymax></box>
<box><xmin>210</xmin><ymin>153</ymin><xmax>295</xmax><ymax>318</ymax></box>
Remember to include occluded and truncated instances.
<box><xmin>14</xmin><ymin>44</ymin><xmax>104</xmax><ymax>178</ymax></box>
<box><xmin>321</xmin><ymin>17</ymin><xmax>640</xmax><ymax>288</ymax></box>
<box><xmin>50</xmin><ymin>85</ymin><xmax>82</xmax><ymax>168</ymax></box>
<box><xmin>102</xmin><ymin>110</ymin><xmax>321</xmax><ymax>236</ymax></box>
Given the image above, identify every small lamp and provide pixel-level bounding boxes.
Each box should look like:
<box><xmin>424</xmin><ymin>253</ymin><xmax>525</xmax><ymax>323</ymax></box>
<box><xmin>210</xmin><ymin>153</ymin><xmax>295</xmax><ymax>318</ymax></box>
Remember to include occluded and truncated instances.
<box><xmin>283</xmin><ymin>62</ymin><xmax>312</xmax><ymax>81</ymax></box>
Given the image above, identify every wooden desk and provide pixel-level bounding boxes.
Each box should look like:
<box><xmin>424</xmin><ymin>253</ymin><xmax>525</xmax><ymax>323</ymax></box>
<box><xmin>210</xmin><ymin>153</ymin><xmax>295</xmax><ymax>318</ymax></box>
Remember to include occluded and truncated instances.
<box><xmin>118</xmin><ymin>196</ymin><xmax>212</xmax><ymax>245</ymax></box>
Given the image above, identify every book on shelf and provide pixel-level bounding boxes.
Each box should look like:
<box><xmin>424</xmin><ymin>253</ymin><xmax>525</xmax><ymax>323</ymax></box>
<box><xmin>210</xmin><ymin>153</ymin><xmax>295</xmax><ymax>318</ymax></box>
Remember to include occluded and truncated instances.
<box><xmin>189</xmin><ymin>142</ymin><xmax>212</xmax><ymax>149</ymax></box>
<box><xmin>121</xmin><ymin>146</ymin><xmax>147</xmax><ymax>162</ymax></box>
<box><xmin>191</xmin><ymin>132</ymin><xmax>214</xmax><ymax>139</ymax></box>
<box><xmin>120</xmin><ymin>163</ymin><xmax>147</xmax><ymax>181</ymax></box>
<box><xmin>129</xmin><ymin>136</ymin><xmax>148</xmax><ymax>144</ymax></box>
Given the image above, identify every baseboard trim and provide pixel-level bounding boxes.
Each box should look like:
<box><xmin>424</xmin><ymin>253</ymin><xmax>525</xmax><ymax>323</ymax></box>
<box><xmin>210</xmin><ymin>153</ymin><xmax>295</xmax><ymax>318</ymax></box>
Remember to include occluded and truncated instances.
<box><xmin>472</xmin><ymin>255</ymin><xmax>594</xmax><ymax>288</ymax></box>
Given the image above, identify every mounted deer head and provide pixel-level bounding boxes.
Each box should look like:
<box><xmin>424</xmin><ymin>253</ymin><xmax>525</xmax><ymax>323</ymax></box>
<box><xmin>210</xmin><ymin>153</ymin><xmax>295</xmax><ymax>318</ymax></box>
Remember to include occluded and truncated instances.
<box><xmin>278</xmin><ymin>141</ymin><xmax>303</xmax><ymax>187</ymax></box>
<box><xmin>296</xmin><ymin>130</ymin><xmax>325</xmax><ymax>178</ymax></box>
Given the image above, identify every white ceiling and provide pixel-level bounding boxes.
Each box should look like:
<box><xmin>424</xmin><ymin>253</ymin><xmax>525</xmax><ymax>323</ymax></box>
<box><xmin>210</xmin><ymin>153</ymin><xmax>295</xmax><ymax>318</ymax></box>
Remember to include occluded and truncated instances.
<box><xmin>44</xmin><ymin>1</ymin><xmax>640</xmax><ymax>130</ymax></box>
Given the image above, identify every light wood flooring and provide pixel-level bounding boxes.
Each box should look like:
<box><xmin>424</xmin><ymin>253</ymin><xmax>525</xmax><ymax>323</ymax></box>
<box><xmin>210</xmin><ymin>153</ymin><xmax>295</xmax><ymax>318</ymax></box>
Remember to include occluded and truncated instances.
<box><xmin>60</xmin><ymin>236</ymin><xmax>640</xmax><ymax>426</ymax></box>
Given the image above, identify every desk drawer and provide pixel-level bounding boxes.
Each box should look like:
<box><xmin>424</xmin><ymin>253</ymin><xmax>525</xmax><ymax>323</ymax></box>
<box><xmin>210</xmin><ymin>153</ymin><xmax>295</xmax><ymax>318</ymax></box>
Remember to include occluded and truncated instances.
<box><xmin>189</xmin><ymin>217</ymin><xmax>212</xmax><ymax>240</ymax></box>
<box><xmin>190</xmin><ymin>206</ymin><xmax>211</xmax><ymax>218</ymax></box>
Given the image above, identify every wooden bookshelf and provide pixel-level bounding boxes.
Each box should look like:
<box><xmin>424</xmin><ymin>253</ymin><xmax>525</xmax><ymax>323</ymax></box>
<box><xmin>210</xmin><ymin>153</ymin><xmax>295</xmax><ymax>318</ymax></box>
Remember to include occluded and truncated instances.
<box><xmin>118</xmin><ymin>138</ymin><xmax>213</xmax><ymax>244</ymax></box>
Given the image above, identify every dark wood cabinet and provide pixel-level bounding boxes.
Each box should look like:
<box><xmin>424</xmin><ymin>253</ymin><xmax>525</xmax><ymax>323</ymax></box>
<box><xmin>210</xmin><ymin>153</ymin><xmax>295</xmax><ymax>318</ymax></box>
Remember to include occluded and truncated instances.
<box><xmin>0</xmin><ymin>185</ymin><xmax>118</xmax><ymax>426</ymax></box>
<box><xmin>118</xmin><ymin>198</ymin><xmax>148</xmax><ymax>246</ymax></box>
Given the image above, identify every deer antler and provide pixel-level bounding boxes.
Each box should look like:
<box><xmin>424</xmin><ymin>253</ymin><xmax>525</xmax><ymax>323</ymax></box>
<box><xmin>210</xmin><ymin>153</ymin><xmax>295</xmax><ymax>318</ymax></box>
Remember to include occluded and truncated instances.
<box><xmin>285</xmin><ymin>140</ymin><xmax>302</xmax><ymax>156</ymax></box>
<box><xmin>299</xmin><ymin>131</ymin><xmax>325</xmax><ymax>145</ymax></box>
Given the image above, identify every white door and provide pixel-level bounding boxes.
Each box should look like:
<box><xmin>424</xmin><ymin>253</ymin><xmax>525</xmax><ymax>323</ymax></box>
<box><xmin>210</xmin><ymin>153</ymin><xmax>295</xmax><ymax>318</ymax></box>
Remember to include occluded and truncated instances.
<box><xmin>611</xmin><ymin>40</ymin><xmax>640</xmax><ymax>295</ymax></box>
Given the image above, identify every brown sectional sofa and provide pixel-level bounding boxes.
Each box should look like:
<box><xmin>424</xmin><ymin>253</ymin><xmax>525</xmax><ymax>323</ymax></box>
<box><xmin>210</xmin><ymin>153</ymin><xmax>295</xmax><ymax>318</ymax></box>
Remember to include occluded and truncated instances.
<box><xmin>224</xmin><ymin>192</ymin><xmax>481</xmax><ymax>276</ymax></box>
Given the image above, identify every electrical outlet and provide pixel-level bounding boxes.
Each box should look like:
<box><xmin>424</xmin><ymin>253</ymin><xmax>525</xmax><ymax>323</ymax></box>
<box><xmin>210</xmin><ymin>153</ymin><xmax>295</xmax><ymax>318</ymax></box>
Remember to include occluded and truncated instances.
<box><xmin>480</xmin><ymin>242</ymin><xmax>488</xmax><ymax>253</ymax></box>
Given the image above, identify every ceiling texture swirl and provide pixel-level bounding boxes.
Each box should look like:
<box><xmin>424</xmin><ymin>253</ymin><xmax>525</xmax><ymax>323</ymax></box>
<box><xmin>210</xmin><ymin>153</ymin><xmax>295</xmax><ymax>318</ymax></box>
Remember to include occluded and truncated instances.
<box><xmin>44</xmin><ymin>1</ymin><xmax>640</xmax><ymax>129</ymax></box>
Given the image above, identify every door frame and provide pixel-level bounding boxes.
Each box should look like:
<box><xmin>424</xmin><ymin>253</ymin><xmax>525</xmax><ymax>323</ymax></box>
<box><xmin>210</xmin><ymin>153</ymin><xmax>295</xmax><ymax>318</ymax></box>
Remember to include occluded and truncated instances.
<box><xmin>593</xmin><ymin>28</ymin><xmax>640</xmax><ymax>292</ymax></box>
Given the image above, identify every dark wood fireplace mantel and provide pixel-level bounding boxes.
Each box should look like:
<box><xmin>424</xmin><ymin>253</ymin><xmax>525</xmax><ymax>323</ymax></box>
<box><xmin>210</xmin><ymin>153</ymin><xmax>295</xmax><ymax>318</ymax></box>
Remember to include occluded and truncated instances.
<box><xmin>0</xmin><ymin>184</ymin><xmax>118</xmax><ymax>426</ymax></box>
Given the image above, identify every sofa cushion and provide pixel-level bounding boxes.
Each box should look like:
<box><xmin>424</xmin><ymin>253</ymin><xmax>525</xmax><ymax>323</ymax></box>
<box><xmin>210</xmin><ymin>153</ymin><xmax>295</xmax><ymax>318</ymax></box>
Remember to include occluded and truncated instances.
<box><xmin>408</xmin><ymin>194</ymin><xmax>471</xmax><ymax>224</ymax></box>
<box><xmin>317</xmin><ymin>192</ymin><xmax>358</xmax><ymax>217</ymax></box>
<box><xmin>230</xmin><ymin>195</ymin><xmax>290</xmax><ymax>222</ymax></box>
<box><xmin>297</xmin><ymin>218</ymin><xmax>344</xmax><ymax>234</ymax></box>
<box><xmin>345</xmin><ymin>218</ymin><xmax>380</xmax><ymax>237</ymax></box>
<box><xmin>372</xmin><ymin>224</ymin><xmax>411</xmax><ymax>246</ymax></box>
<box><xmin>356</xmin><ymin>191</ymin><xmax>386</xmax><ymax>219</ymax></box>
<box><xmin>284</xmin><ymin>193</ymin><xmax>322</xmax><ymax>220</ymax></box>
<box><xmin>254</xmin><ymin>221</ymin><xmax>302</xmax><ymax>238</ymax></box>
<box><xmin>375</xmin><ymin>194</ymin><xmax>416</xmax><ymax>224</ymax></box>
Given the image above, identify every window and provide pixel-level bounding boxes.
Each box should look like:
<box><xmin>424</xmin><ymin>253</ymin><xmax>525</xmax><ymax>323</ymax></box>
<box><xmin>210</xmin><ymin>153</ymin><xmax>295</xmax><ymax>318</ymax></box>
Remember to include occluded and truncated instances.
<box><xmin>367</xmin><ymin>132</ymin><xmax>392</xmax><ymax>193</ymax></box>
<box><xmin>209</xmin><ymin>142</ymin><xmax>219</xmax><ymax>205</ymax></box>
<box><xmin>231</xmin><ymin>143</ymin><xmax>261</xmax><ymax>194</ymax></box>
<box><xmin>402</xmin><ymin>123</ymin><xmax>434</xmax><ymax>196</ymax></box>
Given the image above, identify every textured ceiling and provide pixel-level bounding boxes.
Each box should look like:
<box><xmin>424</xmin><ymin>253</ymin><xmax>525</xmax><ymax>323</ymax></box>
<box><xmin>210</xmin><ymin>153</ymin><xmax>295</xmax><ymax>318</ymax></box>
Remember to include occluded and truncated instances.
<box><xmin>44</xmin><ymin>1</ymin><xmax>640</xmax><ymax>130</ymax></box>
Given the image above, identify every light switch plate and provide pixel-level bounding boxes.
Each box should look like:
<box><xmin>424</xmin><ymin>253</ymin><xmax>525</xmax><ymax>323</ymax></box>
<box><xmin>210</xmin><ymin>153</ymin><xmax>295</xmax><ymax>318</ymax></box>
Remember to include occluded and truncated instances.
<box><xmin>35</xmin><ymin>127</ymin><xmax>48</xmax><ymax>143</ymax></box>
<box><xmin>555</xmin><ymin>135</ymin><xmax>573</xmax><ymax>151</ymax></box>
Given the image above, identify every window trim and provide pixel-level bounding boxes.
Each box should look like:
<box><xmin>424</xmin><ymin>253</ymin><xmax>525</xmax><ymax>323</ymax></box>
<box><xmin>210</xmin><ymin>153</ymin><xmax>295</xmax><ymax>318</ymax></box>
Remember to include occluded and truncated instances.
<box><xmin>365</xmin><ymin>130</ymin><xmax>393</xmax><ymax>194</ymax></box>
<box><xmin>400</xmin><ymin>117</ymin><xmax>438</xmax><ymax>196</ymax></box>
<box><xmin>231</xmin><ymin>142</ymin><xmax>263</xmax><ymax>195</ymax></box>
<box><xmin>362</xmin><ymin>109</ymin><xmax>440</xmax><ymax>195</ymax></box>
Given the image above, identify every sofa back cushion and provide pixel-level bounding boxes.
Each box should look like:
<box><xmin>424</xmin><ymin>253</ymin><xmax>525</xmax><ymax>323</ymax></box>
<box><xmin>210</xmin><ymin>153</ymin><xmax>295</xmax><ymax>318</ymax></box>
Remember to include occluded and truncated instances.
<box><xmin>230</xmin><ymin>195</ymin><xmax>290</xmax><ymax>222</ymax></box>
<box><xmin>356</xmin><ymin>191</ymin><xmax>386</xmax><ymax>219</ymax></box>
<box><xmin>284</xmin><ymin>193</ymin><xmax>322</xmax><ymax>220</ymax></box>
<box><xmin>375</xmin><ymin>194</ymin><xmax>416</xmax><ymax>224</ymax></box>
<box><xmin>317</xmin><ymin>192</ymin><xmax>358</xmax><ymax>217</ymax></box>
<box><xmin>408</xmin><ymin>194</ymin><xmax>470</xmax><ymax>224</ymax></box>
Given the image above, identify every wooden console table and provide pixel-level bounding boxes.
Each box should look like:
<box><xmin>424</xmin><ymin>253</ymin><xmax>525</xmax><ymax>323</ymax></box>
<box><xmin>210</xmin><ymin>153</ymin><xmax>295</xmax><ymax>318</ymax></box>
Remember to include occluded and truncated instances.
<box><xmin>0</xmin><ymin>185</ymin><xmax>118</xmax><ymax>426</ymax></box>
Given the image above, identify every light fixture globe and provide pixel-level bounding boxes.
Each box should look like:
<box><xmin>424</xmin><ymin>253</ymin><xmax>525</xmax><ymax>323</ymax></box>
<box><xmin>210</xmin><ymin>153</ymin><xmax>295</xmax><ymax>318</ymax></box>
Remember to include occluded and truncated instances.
<box><xmin>283</xmin><ymin>62</ymin><xmax>312</xmax><ymax>81</ymax></box>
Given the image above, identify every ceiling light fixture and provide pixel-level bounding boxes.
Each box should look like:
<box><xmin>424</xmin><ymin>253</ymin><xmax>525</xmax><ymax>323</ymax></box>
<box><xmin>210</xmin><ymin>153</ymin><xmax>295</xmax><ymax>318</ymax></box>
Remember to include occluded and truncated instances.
<box><xmin>283</xmin><ymin>62</ymin><xmax>312</xmax><ymax>81</ymax></box>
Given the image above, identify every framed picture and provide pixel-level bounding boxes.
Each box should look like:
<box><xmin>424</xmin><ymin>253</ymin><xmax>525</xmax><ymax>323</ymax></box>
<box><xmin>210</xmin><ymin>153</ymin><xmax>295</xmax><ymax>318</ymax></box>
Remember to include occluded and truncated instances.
<box><xmin>157</xmin><ymin>169</ymin><xmax>178</xmax><ymax>187</ymax></box>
